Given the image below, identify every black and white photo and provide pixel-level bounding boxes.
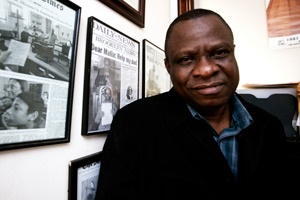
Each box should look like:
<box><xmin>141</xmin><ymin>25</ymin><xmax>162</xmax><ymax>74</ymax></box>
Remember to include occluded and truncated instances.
<box><xmin>68</xmin><ymin>152</ymin><xmax>102</xmax><ymax>200</ymax></box>
<box><xmin>142</xmin><ymin>39</ymin><xmax>171</xmax><ymax>98</ymax></box>
<box><xmin>82</xmin><ymin>17</ymin><xmax>139</xmax><ymax>135</ymax></box>
<box><xmin>0</xmin><ymin>0</ymin><xmax>81</xmax><ymax>151</ymax></box>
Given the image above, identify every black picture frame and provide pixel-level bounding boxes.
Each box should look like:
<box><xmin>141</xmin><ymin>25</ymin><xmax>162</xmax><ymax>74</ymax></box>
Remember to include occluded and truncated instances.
<box><xmin>82</xmin><ymin>17</ymin><xmax>140</xmax><ymax>135</ymax></box>
<box><xmin>99</xmin><ymin>0</ymin><xmax>145</xmax><ymax>28</ymax></box>
<box><xmin>68</xmin><ymin>151</ymin><xmax>102</xmax><ymax>200</ymax></box>
<box><xmin>142</xmin><ymin>39</ymin><xmax>171</xmax><ymax>98</ymax></box>
<box><xmin>0</xmin><ymin>0</ymin><xmax>81</xmax><ymax>151</ymax></box>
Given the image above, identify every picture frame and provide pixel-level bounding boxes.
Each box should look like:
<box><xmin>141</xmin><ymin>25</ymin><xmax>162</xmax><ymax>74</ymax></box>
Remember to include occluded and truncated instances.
<box><xmin>68</xmin><ymin>151</ymin><xmax>102</xmax><ymax>200</ymax></box>
<box><xmin>82</xmin><ymin>17</ymin><xmax>139</xmax><ymax>135</ymax></box>
<box><xmin>99</xmin><ymin>0</ymin><xmax>145</xmax><ymax>28</ymax></box>
<box><xmin>142</xmin><ymin>39</ymin><xmax>171</xmax><ymax>98</ymax></box>
<box><xmin>178</xmin><ymin>0</ymin><xmax>194</xmax><ymax>15</ymax></box>
<box><xmin>0</xmin><ymin>0</ymin><xmax>81</xmax><ymax>151</ymax></box>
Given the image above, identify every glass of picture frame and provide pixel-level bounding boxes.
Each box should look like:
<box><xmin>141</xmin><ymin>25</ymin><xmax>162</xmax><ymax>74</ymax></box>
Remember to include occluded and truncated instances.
<box><xmin>68</xmin><ymin>152</ymin><xmax>102</xmax><ymax>200</ymax></box>
<box><xmin>0</xmin><ymin>0</ymin><xmax>81</xmax><ymax>151</ymax></box>
<box><xmin>82</xmin><ymin>16</ymin><xmax>140</xmax><ymax>135</ymax></box>
<box><xmin>142</xmin><ymin>39</ymin><xmax>171</xmax><ymax>98</ymax></box>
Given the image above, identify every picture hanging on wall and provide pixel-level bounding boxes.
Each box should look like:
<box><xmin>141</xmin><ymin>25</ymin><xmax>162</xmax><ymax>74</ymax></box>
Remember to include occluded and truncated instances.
<box><xmin>178</xmin><ymin>0</ymin><xmax>194</xmax><ymax>15</ymax></box>
<box><xmin>0</xmin><ymin>0</ymin><xmax>81</xmax><ymax>151</ymax></box>
<box><xmin>68</xmin><ymin>151</ymin><xmax>102</xmax><ymax>200</ymax></box>
<box><xmin>82</xmin><ymin>16</ymin><xmax>139</xmax><ymax>135</ymax></box>
<box><xmin>142</xmin><ymin>39</ymin><xmax>171</xmax><ymax>98</ymax></box>
<box><xmin>99</xmin><ymin>0</ymin><xmax>145</xmax><ymax>28</ymax></box>
<box><xmin>265</xmin><ymin>0</ymin><xmax>300</xmax><ymax>50</ymax></box>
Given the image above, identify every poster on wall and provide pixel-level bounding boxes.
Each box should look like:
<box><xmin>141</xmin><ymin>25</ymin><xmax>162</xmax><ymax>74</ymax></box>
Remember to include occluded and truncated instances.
<box><xmin>265</xmin><ymin>0</ymin><xmax>300</xmax><ymax>50</ymax></box>
<box><xmin>0</xmin><ymin>0</ymin><xmax>81</xmax><ymax>151</ymax></box>
<box><xmin>82</xmin><ymin>16</ymin><xmax>139</xmax><ymax>135</ymax></box>
<box><xmin>142</xmin><ymin>39</ymin><xmax>171</xmax><ymax>98</ymax></box>
<box><xmin>68</xmin><ymin>152</ymin><xmax>102</xmax><ymax>200</ymax></box>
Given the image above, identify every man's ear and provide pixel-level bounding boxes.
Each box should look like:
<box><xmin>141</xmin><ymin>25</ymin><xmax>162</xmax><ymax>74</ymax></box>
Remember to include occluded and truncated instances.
<box><xmin>164</xmin><ymin>58</ymin><xmax>171</xmax><ymax>74</ymax></box>
<box><xmin>28</xmin><ymin>111</ymin><xmax>39</xmax><ymax>121</ymax></box>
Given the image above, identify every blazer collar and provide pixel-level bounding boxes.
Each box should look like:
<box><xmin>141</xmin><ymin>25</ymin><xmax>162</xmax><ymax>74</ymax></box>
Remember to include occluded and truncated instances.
<box><xmin>162</xmin><ymin>88</ymin><xmax>228</xmax><ymax>162</ymax></box>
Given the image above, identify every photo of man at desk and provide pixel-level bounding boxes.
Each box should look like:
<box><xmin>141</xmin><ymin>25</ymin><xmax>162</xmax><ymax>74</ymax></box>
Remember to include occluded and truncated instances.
<box><xmin>0</xmin><ymin>0</ymin><xmax>75</xmax><ymax>82</ymax></box>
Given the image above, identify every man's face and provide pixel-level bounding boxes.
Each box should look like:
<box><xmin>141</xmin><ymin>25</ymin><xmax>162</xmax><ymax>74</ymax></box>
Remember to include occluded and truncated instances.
<box><xmin>6</xmin><ymin>79</ymin><xmax>23</xmax><ymax>99</ymax></box>
<box><xmin>165</xmin><ymin>16</ymin><xmax>239</xmax><ymax>112</ymax></box>
<box><xmin>2</xmin><ymin>97</ymin><xmax>30</xmax><ymax>127</ymax></box>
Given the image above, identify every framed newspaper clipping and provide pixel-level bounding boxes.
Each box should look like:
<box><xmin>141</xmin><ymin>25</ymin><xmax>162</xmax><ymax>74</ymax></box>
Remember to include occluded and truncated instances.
<box><xmin>142</xmin><ymin>39</ymin><xmax>171</xmax><ymax>98</ymax></box>
<box><xmin>99</xmin><ymin>0</ymin><xmax>145</xmax><ymax>28</ymax></box>
<box><xmin>68</xmin><ymin>151</ymin><xmax>102</xmax><ymax>200</ymax></box>
<box><xmin>82</xmin><ymin>17</ymin><xmax>139</xmax><ymax>135</ymax></box>
<box><xmin>0</xmin><ymin>0</ymin><xmax>81</xmax><ymax>151</ymax></box>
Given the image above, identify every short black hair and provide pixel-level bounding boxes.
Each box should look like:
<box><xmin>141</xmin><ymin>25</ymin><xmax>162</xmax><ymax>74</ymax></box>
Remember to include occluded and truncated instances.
<box><xmin>17</xmin><ymin>91</ymin><xmax>44</xmax><ymax>117</ymax></box>
<box><xmin>164</xmin><ymin>8</ymin><xmax>233</xmax><ymax>60</ymax></box>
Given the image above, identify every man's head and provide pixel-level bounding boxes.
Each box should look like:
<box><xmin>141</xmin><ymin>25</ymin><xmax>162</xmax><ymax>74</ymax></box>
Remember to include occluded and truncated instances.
<box><xmin>164</xmin><ymin>8</ymin><xmax>239</xmax><ymax>113</ymax></box>
<box><xmin>3</xmin><ymin>91</ymin><xmax>44</xmax><ymax>129</ymax></box>
<box><xmin>6</xmin><ymin>78</ymin><xmax>28</xmax><ymax>99</ymax></box>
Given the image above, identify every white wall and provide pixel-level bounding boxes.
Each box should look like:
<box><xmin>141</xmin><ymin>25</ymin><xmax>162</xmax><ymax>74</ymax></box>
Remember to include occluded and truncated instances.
<box><xmin>0</xmin><ymin>0</ymin><xmax>171</xmax><ymax>199</ymax></box>
<box><xmin>0</xmin><ymin>0</ymin><xmax>299</xmax><ymax>199</ymax></box>
<box><xmin>195</xmin><ymin>0</ymin><xmax>300</xmax><ymax>87</ymax></box>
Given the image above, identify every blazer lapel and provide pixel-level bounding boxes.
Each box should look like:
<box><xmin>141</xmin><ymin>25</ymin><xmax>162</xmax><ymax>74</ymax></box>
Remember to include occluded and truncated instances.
<box><xmin>163</xmin><ymin>89</ymin><xmax>229</xmax><ymax>164</ymax></box>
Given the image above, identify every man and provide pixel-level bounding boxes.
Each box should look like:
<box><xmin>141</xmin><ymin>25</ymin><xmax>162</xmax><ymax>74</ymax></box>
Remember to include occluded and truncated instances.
<box><xmin>96</xmin><ymin>9</ymin><xmax>288</xmax><ymax>199</ymax></box>
<box><xmin>2</xmin><ymin>91</ymin><xmax>45</xmax><ymax>129</ymax></box>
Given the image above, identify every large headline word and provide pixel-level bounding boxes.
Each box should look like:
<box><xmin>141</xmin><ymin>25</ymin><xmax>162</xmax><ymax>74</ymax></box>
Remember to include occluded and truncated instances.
<box><xmin>93</xmin><ymin>21</ymin><xmax>136</xmax><ymax>49</ymax></box>
<box><xmin>92</xmin><ymin>44</ymin><xmax>138</xmax><ymax>66</ymax></box>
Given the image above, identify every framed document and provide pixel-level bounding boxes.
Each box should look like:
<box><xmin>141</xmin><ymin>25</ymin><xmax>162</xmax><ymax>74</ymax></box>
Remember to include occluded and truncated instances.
<box><xmin>99</xmin><ymin>0</ymin><xmax>145</xmax><ymax>28</ymax></box>
<box><xmin>0</xmin><ymin>0</ymin><xmax>81</xmax><ymax>151</ymax></box>
<box><xmin>68</xmin><ymin>152</ymin><xmax>102</xmax><ymax>200</ymax></box>
<box><xmin>82</xmin><ymin>17</ymin><xmax>139</xmax><ymax>135</ymax></box>
<box><xmin>142</xmin><ymin>39</ymin><xmax>171</xmax><ymax>98</ymax></box>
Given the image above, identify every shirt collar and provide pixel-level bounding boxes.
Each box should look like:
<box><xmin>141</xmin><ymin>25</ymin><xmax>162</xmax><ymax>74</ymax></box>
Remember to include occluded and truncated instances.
<box><xmin>187</xmin><ymin>94</ymin><xmax>253</xmax><ymax>130</ymax></box>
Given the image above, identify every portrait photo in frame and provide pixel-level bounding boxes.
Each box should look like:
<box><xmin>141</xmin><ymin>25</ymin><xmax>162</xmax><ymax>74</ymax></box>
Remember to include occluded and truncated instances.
<box><xmin>99</xmin><ymin>0</ymin><xmax>145</xmax><ymax>28</ymax></box>
<box><xmin>68</xmin><ymin>151</ymin><xmax>102</xmax><ymax>200</ymax></box>
<box><xmin>0</xmin><ymin>0</ymin><xmax>81</xmax><ymax>151</ymax></box>
<box><xmin>142</xmin><ymin>39</ymin><xmax>171</xmax><ymax>98</ymax></box>
<box><xmin>82</xmin><ymin>17</ymin><xmax>139</xmax><ymax>135</ymax></box>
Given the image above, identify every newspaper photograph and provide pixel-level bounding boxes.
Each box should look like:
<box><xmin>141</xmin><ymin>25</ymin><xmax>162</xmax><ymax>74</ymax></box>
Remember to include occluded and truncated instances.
<box><xmin>0</xmin><ymin>0</ymin><xmax>80</xmax><ymax>150</ymax></box>
<box><xmin>83</xmin><ymin>17</ymin><xmax>139</xmax><ymax>135</ymax></box>
<box><xmin>143</xmin><ymin>39</ymin><xmax>171</xmax><ymax>98</ymax></box>
<box><xmin>77</xmin><ymin>161</ymin><xmax>101</xmax><ymax>200</ymax></box>
<box><xmin>0</xmin><ymin>70</ymin><xmax>69</xmax><ymax>144</ymax></box>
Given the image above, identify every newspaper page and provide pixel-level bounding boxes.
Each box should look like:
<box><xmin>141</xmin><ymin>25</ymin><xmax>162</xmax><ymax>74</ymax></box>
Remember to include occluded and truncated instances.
<box><xmin>87</xmin><ymin>18</ymin><xmax>139</xmax><ymax>133</ymax></box>
<box><xmin>144</xmin><ymin>40</ymin><xmax>171</xmax><ymax>97</ymax></box>
<box><xmin>0</xmin><ymin>0</ymin><xmax>78</xmax><ymax>145</ymax></box>
<box><xmin>77</xmin><ymin>161</ymin><xmax>101</xmax><ymax>200</ymax></box>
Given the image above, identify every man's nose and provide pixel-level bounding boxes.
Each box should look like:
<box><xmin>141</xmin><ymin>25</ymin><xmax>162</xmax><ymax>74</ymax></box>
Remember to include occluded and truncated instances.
<box><xmin>192</xmin><ymin>57</ymin><xmax>219</xmax><ymax>78</ymax></box>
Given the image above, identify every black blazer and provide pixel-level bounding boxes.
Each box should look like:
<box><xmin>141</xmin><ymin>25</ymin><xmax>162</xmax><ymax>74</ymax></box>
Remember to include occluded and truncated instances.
<box><xmin>97</xmin><ymin>88</ymin><xmax>288</xmax><ymax>199</ymax></box>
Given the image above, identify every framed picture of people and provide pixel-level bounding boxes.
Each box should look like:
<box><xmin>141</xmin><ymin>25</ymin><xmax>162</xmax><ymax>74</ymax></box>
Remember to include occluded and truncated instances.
<box><xmin>142</xmin><ymin>39</ymin><xmax>171</xmax><ymax>98</ymax></box>
<box><xmin>82</xmin><ymin>17</ymin><xmax>139</xmax><ymax>135</ymax></box>
<box><xmin>0</xmin><ymin>0</ymin><xmax>81</xmax><ymax>151</ymax></box>
<box><xmin>68</xmin><ymin>152</ymin><xmax>102</xmax><ymax>200</ymax></box>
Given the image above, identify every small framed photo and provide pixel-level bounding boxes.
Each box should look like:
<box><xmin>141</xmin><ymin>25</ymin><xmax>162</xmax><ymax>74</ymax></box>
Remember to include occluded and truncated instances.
<box><xmin>82</xmin><ymin>17</ymin><xmax>139</xmax><ymax>135</ymax></box>
<box><xmin>142</xmin><ymin>39</ymin><xmax>171</xmax><ymax>98</ymax></box>
<box><xmin>99</xmin><ymin>0</ymin><xmax>145</xmax><ymax>28</ymax></box>
<box><xmin>0</xmin><ymin>0</ymin><xmax>81</xmax><ymax>151</ymax></box>
<box><xmin>68</xmin><ymin>152</ymin><xmax>102</xmax><ymax>200</ymax></box>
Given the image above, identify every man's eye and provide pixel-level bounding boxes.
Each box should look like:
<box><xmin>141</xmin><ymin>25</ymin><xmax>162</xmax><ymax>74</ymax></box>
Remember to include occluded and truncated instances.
<box><xmin>177</xmin><ymin>57</ymin><xmax>193</xmax><ymax>65</ymax></box>
<box><xmin>212</xmin><ymin>49</ymin><xmax>230</xmax><ymax>58</ymax></box>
